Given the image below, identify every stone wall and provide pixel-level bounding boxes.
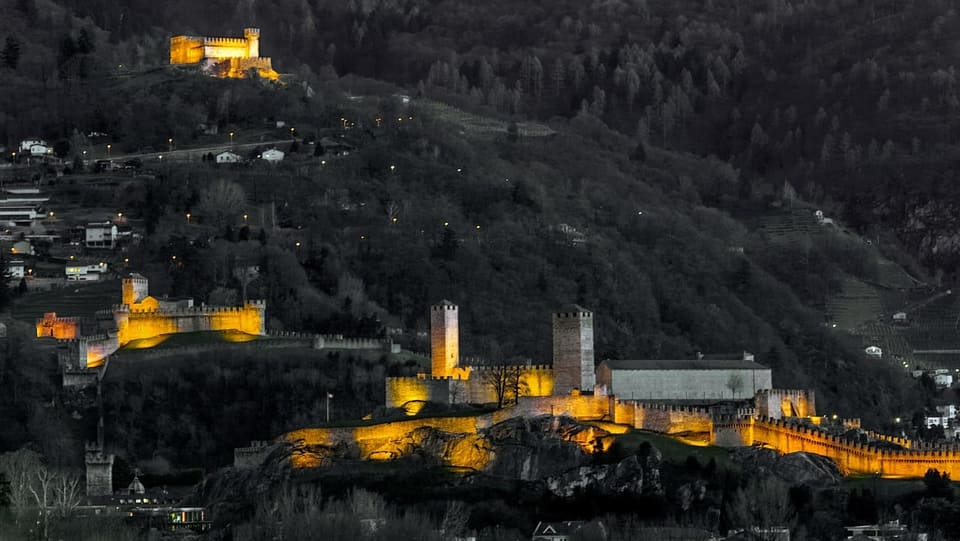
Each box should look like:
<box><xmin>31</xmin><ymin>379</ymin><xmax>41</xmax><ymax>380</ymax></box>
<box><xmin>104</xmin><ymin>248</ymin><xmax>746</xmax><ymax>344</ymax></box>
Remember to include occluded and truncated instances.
<box><xmin>755</xmin><ymin>389</ymin><xmax>817</xmax><ymax>418</ymax></box>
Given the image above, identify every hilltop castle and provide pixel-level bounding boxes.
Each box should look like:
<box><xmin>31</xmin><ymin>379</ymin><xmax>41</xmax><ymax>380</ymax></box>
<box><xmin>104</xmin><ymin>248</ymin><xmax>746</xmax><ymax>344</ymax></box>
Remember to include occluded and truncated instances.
<box><xmin>386</xmin><ymin>301</ymin><xmax>777</xmax><ymax>411</ymax></box>
<box><xmin>37</xmin><ymin>273</ymin><xmax>266</xmax><ymax>369</ymax></box>
<box><xmin>169</xmin><ymin>27</ymin><xmax>279</xmax><ymax>80</ymax></box>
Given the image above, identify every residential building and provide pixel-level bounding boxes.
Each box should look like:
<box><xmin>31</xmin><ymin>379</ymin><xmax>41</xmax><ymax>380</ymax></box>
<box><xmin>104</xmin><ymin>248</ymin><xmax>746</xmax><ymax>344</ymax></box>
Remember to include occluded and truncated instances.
<box><xmin>216</xmin><ymin>151</ymin><xmax>242</xmax><ymax>164</ymax></box>
<box><xmin>66</xmin><ymin>262</ymin><xmax>109</xmax><ymax>281</ymax></box>
<box><xmin>85</xmin><ymin>222</ymin><xmax>119</xmax><ymax>249</ymax></box>
<box><xmin>261</xmin><ymin>148</ymin><xmax>284</xmax><ymax>162</ymax></box>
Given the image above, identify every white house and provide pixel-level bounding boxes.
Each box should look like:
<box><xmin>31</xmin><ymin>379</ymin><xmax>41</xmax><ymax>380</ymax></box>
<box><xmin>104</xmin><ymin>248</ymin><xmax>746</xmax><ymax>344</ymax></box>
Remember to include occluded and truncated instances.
<box><xmin>19</xmin><ymin>139</ymin><xmax>47</xmax><ymax>154</ymax></box>
<box><xmin>261</xmin><ymin>148</ymin><xmax>284</xmax><ymax>162</ymax></box>
<box><xmin>926</xmin><ymin>415</ymin><xmax>950</xmax><ymax>429</ymax></box>
<box><xmin>85</xmin><ymin>222</ymin><xmax>119</xmax><ymax>249</ymax></box>
<box><xmin>865</xmin><ymin>346</ymin><xmax>882</xmax><ymax>359</ymax></box>
<box><xmin>216</xmin><ymin>151</ymin><xmax>242</xmax><ymax>164</ymax></box>
<box><xmin>65</xmin><ymin>262</ymin><xmax>108</xmax><ymax>281</ymax></box>
<box><xmin>892</xmin><ymin>312</ymin><xmax>907</xmax><ymax>323</ymax></box>
<box><xmin>28</xmin><ymin>144</ymin><xmax>50</xmax><ymax>157</ymax></box>
<box><xmin>6</xmin><ymin>260</ymin><xmax>24</xmax><ymax>279</ymax></box>
<box><xmin>935</xmin><ymin>373</ymin><xmax>954</xmax><ymax>389</ymax></box>
<box><xmin>936</xmin><ymin>404</ymin><xmax>957</xmax><ymax>418</ymax></box>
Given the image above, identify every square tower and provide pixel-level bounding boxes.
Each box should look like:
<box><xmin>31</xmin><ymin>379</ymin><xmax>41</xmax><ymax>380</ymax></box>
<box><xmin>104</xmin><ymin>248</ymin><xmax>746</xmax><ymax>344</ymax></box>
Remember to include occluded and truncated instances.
<box><xmin>431</xmin><ymin>301</ymin><xmax>459</xmax><ymax>377</ymax></box>
<box><xmin>552</xmin><ymin>305</ymin><xmax>595</xmax><ymax>394</ymax></box>
<box><xmin>244</xmin><ymin>28</ymin><xmax>260</xmax><ymax>58</ymax></box>
<box><xmin>85</xmin><ymin>443</ymin><xmax>114</xmax><ymax>496</ymax></box>
<box><xmin>122</xmin><ymin>273</ymin><xmax>149</xmax><ymax>307</ymax></box>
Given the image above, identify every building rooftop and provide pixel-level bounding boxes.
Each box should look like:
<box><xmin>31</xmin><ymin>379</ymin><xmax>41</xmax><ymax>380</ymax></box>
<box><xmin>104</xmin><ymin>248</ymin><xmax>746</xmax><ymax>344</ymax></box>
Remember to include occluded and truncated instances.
<box><xmin>601</xmin><ymin>358</ymin><xmax>770</xmax><ymax>371</ymax></box>
<box><xmin>556</xmin><ymin>303</ymin><xmax>591</xmax><ymax>314</ymax></box>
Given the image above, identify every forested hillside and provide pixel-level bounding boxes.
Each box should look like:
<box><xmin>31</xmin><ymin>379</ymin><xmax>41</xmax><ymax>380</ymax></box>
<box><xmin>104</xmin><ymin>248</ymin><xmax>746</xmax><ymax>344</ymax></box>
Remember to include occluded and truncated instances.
<box><xmin>3</xmin><ymin>0</ymin><xmax>955</xmax><ymax>432</ymax></box>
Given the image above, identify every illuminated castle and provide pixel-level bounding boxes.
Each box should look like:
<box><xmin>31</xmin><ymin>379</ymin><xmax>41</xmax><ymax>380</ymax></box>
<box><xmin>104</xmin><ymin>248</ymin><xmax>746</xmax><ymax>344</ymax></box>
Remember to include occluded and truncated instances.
<box><xmin>38</xmin><ymin>273</ymin><xmax>266</xmax><ymax>368</ymax></box>
<box><xmin>169</xmin><ymin>27</ymin><xmax>279</xmax><ymax>80</ymax></box>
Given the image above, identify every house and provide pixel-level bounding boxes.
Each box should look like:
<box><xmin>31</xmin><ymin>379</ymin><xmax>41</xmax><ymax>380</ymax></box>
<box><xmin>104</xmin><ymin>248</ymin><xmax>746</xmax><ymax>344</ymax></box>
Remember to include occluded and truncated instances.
<box><xmin>6</xmin><ymin>260</ymin><xmax>25</xmax><ymax>279</ymax></box>
<box><xmin>864</xmin><ymin>346</ymin><xmax>882</xmax><ymax>359</ymax></box>
<box><xmin>10</xmin><ymin>240</ymin><xmax>34</xmax><ymax>256</ymax></box>
<box><xmin>936</xmin><ymin>404</ymin><xmax>957</xmax><ymax>418</ymax></box>
<box><xmin>532</xmin><ymin>521</ymin><xmax>585</xmax><ymax>541</ymax></box>
<box><xmin>892</xmin><ymin>312</ymin><xmax>907</xmax><ymax>323</ymax></box>
<box><xmin>261</xmin><ymin>148</ymin><xmax>284</xmax><ymax>162</ymax></box>
<box><xmin>216</xmin><ymin>151</ymin><xmax>242</xmax><ymax>164</ymax></box>
<box><xmin>65</xmin><ymin>262</ymin><xmax>108</xmax><ymax>281</ymax></box>
<box><xmin>28</xmin><ymin>144</ymin><xmax>50</xmax><ymax>157</ymax></box>
<box><xmin>935</xmin><ymin>373</ymin><xmax>954</xmax><ymax>389</ymax></box>
<box><xmin>925</xmin><ymin>415</ymin><xmax>950</xmax><ymax>429</ymax></box>
<box><xmin>19</xmin><ymin>139</ymin><xmax>47</xmax><ymax>154</ymax></box>
<box><xmin>85</xmin><ymin>222</ymin><xmax>119</xmax><ymax>249</ymax></box>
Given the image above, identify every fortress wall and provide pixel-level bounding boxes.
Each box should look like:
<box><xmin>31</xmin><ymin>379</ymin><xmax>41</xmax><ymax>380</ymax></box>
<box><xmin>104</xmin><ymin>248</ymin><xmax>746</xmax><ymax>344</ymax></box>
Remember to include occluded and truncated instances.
<box><xmin>37</xmin><ymin>313</ymin><xmax>80</xmax><ymax>339</ymax></box>
<box><xmin>317</xmin><ymin>335</ymin><xmax>395</xmax><ymax>351</ymax></box>
<box><xmin>119</xmin><ymin>304</ymin><xmax>264</xmax><ymax>344</ymax></box>
<box><xmin>385</xmin><ymin>376</ymin><xmax>455</xmax><ymax>409</ymax></box>
<box><xmin>630</xmin><ymin>402</ymin><xmax>714</xmax><ymax>438</ymax></box>
<box><xmin>715</xmin><ymin>417</ymin><xmax>960</xmax><ymax>478</ymax></box>
<box><xmin>169</xmin><ymin>36</ymin><xmax>205</xmax><ymax>64</ymax></box>
<box><xmin>756</xmin><ymin>389</ymin><xmax>817</xmax><ymax>418</ymax></box>
<box><xmin>234</xmin><ymin>441</ymin><xmax>278</xmax><ymax>469</ymax></box>
<box><xmin>283</xmin><ymin>415</ymin><xmax>490</xmax><ymax>468</ymax></box>
<box><xmin>202</xmin><ymin>44</ymin><xmax>250</xmax><ymax>60</ymax></box>
<box><xmin>497</xmin><ymin>395</ymin><xmax>611</xmax><ymax>422</ymax></box>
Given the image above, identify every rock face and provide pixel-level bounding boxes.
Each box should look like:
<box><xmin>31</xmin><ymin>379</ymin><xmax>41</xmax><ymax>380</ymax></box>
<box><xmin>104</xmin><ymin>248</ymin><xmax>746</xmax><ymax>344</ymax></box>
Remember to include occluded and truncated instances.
<box><xmin>544</xmin><ymin>454</ymin><xmax>661</xmax><ymax>498</ymax></box>
<box><xmin>732</xmin><ymin>448</ymin><xmax>842</xmax><ymax>486</ymax></box>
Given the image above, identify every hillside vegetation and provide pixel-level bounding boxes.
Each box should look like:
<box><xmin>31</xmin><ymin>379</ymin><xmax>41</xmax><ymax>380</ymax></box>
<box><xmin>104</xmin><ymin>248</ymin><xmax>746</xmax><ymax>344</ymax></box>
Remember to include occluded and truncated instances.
<box><xmin>2</xmin><ymin>0</ymin><xmax>953</xmax><ymax>446</ymax></box>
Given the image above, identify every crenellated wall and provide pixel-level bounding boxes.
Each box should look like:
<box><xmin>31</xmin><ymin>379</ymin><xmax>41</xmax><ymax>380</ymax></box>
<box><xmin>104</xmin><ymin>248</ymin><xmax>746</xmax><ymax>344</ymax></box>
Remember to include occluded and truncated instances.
<box><xmin>169</xmin><ymin>28</ymin><xmax>278</xmax><ymax>80</ymax></box>
<box><xmin>37</xmin><ymin>312</ymin><xmax>79</xmax><ymax>339</ymax></box>
<box><xmin>713</xmin><ymin>416</ymin><xmax>960</xmax><ymax>479</ymax></box>
<box><xmin>115</xmin><ymin>301</ymin><xmax>265</xmax><ymax>345</ymax></box>
<box><xmin>385</xmin><ymin>365</ymin><xmax>555</xmax><ymax>410</ymax></box>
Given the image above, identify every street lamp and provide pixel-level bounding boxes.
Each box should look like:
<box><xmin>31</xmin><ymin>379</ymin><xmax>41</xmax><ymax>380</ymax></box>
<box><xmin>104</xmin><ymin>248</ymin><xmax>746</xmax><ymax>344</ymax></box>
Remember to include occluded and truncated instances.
<box><xmin>185</xmin><ymin>212</ymin><xmax>191</xmax><ymax>223</ymax></box>
<box><xmin>229</xmin><ymin>131</ymin><xmax>235</xmax><ymax>145</ymax></box>
<box><xmin>168</xmin><ymin>138</ymin><xmax>173</xmax><ymax>151</ymax></box>
<box><xmin>106</xmin><ymin>144</ymin><xmax>112</xmax><ymax>159</ymax></box>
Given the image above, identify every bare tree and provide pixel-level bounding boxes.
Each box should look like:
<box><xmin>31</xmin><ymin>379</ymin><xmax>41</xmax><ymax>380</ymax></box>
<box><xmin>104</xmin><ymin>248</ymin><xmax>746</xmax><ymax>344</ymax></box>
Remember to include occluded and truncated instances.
<box><xmin>725</xmin><ymin>477</ymin><xmax>795</xmax><ymax>540</ymax></box>
<box><xmin>0</xmin><ymin>448</ymin><xmax>42</xmax><ymax>524</ymax></box>
<box><xmin>479</xmin><ymin>362</ymin><xmax>522</xmax><ymax>408</ymax></box>
<box><xmin>198</xmin><ymin>179</ymin><xmax>247</xmax><ymax>228</ymax></box>
<box><xmin>51</xmin><ymin>470</ymin><xmax>83</xmax><ymax>518</ymax></box>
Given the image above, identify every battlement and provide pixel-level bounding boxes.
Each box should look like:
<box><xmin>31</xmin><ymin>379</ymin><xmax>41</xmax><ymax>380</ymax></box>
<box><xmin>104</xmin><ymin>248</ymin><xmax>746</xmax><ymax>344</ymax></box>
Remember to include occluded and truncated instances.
<box><xmin>118</xmin><ymin>302</ymin><xmax>265</xmax><ymax>316</ymax></box>
<box><xmin>554</xmin><ymin>310</ymin><xmax>593</xmax><ymax>319</ymax></box>
<box><xmin>431</xmin><ymin>303</ymin><xmax>458</xmax><ymax>311</ymax></box>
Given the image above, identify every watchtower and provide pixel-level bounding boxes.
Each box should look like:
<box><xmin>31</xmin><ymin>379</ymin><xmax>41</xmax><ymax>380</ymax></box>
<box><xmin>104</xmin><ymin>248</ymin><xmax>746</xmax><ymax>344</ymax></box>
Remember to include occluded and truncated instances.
<box><xmin>430</xmin><ymin>301</ymin><xmax>459</xmax><ymax>377</ymax></box>
<box><xmin>121</xmin><ymin>273</ymin><xmax>149</xmax><ymax>307</ymax></box>
<box><xmin>552</xmin><ymin>305</ymin><xmax>595</xmax><ymax>394</ymax></box>
<box><xmin>84</xmin><ymin>417</ymin><xmax>113</xmax><ymax>496</ymax></box>
<box><xmin>244</xmin><ymin>27</ymin><xmax>260</xmax><ymax>58</ymax></box>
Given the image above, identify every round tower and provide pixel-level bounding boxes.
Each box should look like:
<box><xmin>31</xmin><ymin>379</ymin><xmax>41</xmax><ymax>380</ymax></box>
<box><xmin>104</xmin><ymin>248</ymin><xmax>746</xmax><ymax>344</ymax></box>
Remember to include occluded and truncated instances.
<box><xmin>244</xmin><ymin>27</ymin><xmax>260</xmax><ymax>58</ymax></box>
<box><xmin>430</xmin><ymin>301</ymin><xmax>459</xmax><ymax>378</ymax></box>
<box><xmin>552</xmin><ymin>305</ymin><xmax>595</xmax><ymax>394</ymax></box>
<box><xmin>121</xmin><ymin>273</ymin><xmax>149</xmax><ymax>307</ymax></box>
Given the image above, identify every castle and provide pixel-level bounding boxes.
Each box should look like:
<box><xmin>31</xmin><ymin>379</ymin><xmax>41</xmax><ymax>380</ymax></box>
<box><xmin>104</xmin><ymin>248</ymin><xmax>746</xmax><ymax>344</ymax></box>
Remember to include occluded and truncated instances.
<box><xmin>37</xmin><ymin>273</ymin><xmax>266</xmax><ymax>370</ymax></box>
<box><xmin>169</xmin><ymin>28</ymin><xmax>279</xmax><ymax>80</ymax></box>
<box><xmin>386</xmin><ymin>302</ymin><xmax>776</xmax><ymax>411</ymax></box>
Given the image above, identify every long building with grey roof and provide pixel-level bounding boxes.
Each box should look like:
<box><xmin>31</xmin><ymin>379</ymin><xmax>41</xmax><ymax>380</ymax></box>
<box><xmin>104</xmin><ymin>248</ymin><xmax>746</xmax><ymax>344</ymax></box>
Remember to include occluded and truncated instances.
<box><xmin>596</xmin><ymin>353</ymin><xmax>772</xmax><ymax>400</ymax></box>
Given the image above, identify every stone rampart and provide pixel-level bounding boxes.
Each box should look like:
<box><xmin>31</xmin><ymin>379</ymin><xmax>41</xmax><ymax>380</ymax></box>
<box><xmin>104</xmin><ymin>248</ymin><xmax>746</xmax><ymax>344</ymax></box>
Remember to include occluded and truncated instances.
<box><xmin>714</xmin><ymin>416</ymin><xmax>960</xmax><ymax>478</ymax></box>
<box><xmin>755</xmin><ymin>389</ymin><xmax>816</xmax><ymax>418</ymax></box>
<box><xmin>234</xmin><ymin>440</ymin><xmax>280</xmax><ymax>468</ymax></box>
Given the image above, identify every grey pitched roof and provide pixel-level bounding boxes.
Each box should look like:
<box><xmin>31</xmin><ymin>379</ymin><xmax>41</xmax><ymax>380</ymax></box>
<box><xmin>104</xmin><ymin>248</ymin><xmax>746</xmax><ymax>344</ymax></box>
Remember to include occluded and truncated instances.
<box><xmin>601</xmin><ymin>358</ymin><xmax>769</xmax><ymax>371</ymax></box>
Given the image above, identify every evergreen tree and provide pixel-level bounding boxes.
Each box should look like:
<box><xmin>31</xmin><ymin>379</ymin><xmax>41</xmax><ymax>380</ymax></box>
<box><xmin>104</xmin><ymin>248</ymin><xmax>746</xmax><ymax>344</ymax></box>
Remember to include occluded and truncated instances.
<box><xmin>1</xmin><ymin>36</ymin><xmax>20</xmax><ymax>70</ymax></box>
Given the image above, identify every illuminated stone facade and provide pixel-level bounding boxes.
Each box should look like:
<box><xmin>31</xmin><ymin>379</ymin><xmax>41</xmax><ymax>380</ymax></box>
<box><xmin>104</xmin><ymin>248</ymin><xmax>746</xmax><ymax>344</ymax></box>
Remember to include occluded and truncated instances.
<box><xmin>38</xmin><ymin>273</ymin><xmax>266</xmax><ymax>368</ymax></box>
<box><xmin>430</xmin><ymin>301</ymin><xmax>459</xmax><ymax>377</ymax></box>
<box><xmin>169</xmin><ymin>27</ymin><xmax>279</xmax><ymax>80</ymax></box>
<box><xmin>552</xmin><ymin>305</ymin><xmax>595</xmax><ymax>393</ymax></box>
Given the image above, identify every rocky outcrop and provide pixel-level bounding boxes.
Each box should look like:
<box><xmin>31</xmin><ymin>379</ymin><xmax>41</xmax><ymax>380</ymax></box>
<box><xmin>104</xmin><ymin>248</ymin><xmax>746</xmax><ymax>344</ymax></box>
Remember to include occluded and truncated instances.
<box><xmin>732</xmin><ymin>448</ymin><xmax>842</xmax><ymax>486</ymax></box>
<box><xmin>544</xmin><ymin>453</ymin><xmax>662</xmax><ymax>497</ymax></box>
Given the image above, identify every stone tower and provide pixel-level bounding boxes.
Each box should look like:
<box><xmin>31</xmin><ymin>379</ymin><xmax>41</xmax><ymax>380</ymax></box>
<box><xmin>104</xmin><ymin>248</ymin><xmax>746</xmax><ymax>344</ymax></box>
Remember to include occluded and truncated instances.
<box><xmin>552</xmin><ymin>305</ymin><xmax>595</xmax><ymax>394</ymax></box>
<box><xmin>244</xmin><ymin>27</ymin><xmax>260</xmax><ymax>58</ymax></box>
<box><xmin>121</xmin><ymin>273</ymin><xmax>149</xmax><ymax>307</ymax></box>
<box><xmin>84</xmin><ymin>417</ymin><xmax>113</xmax><ymax>496</ymax></box>
<box><xmin>430</xmin><ymin>301</ymin><xmax>459</xmax><ymax>377</ymax></box>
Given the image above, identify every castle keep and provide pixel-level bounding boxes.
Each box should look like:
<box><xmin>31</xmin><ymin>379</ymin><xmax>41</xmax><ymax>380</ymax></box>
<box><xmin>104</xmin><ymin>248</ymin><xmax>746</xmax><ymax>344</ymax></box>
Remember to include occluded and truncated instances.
<box><xmin>169</xmin><ymin>28</ymin><xmax>279</xmax><ymax>80</ymax></box>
